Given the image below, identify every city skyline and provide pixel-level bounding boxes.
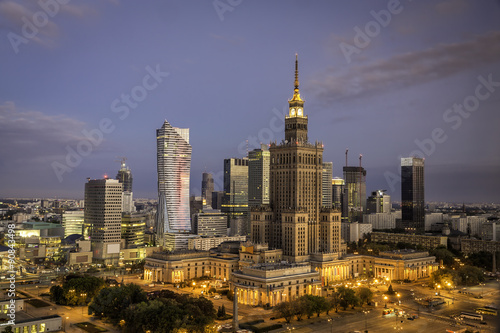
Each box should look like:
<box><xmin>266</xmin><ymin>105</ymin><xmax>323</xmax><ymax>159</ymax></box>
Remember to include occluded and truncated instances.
<box><xmin>1</xmin><ymin>1</ymin><xmax>500</xmax><ymax>202</ymax></box>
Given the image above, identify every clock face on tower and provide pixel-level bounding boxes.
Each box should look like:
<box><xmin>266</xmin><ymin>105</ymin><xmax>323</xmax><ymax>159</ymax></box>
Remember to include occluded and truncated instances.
<box><xmin>297</xmin><ymin>108</ymin><xmax>302</xmax><ymax>116</ymax></box>
<box><xmin>290</xmin><ymin>108</ymin><xmax>296</xmax><ymax>116</ymax></box>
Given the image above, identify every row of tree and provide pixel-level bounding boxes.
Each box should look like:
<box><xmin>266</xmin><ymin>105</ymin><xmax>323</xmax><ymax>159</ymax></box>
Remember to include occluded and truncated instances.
<box><xmin>273</xmin><ymin>286</ymin><xmax>373</xmax><ymax>323</ymax></box>
<box><xmin>88</xmin><ymin>284</ymin><xmax>217</xmax><ymax>333</ymax></box>
<box><xmin>50</xmin><ymin>275</ymin><xmax>105</xmax><ymax>305</ymax></box>
<box><xmin>431</xmin><ymin>265</ymin><xmax>485</xmax><ymax>287</ymax></box>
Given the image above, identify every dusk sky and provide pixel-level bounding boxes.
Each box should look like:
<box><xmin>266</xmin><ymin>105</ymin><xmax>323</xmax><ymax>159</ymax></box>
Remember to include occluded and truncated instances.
<box><xmin>1</xmin><ymin>0</ymin><xmax>499</xmax><ymax>203</ymax></box>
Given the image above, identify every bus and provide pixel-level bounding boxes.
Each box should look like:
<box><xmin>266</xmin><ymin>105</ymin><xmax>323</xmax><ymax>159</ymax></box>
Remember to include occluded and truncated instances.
<box><xmin>460</xmin><ymin>312</ymin><xmax>483</xmax><ymax>321</ymax></box>
<box><xmin>476</xmin><ymin>308</ymin><xmax>498</xmax><ymax>316</ymax></box>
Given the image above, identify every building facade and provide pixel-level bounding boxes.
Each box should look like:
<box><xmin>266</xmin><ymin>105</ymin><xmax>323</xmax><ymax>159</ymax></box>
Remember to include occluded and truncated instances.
<box><xmin>343</xmin><ymin>166</ymin><xmax>366</xmax><ymax>223</ymax></box>
<box><xmin>248</xmin><ymin>145</ymin><xmax>270</xmax><ymax>208</ymax></box>
<box><xmin>62</xmin><ymin>210</ymin><xmax>84</xmax><ymax>237</ymax></box>
<box><xmin>371</xmin><ymin>232</ymin><xmax>447</xmax><ymax>249</ymax></box>
<box><xmin>322</xmin><ymin>162</ymin><xmax>333</xmax><ymax>208</ymax></box>
<box><xmin>222</xmin><ymin>158</ymin><xmax>249</xmax><ymax>234</ymax></box>
<box><xmin>201</xmin><ymin>172</ymin><xmax>214</xmax><ymax>208</ymax></box>
<box><xmin>366</xmin><ymin>190</ymin><xmax>391</xmax><ymax>214</ymax></box>
<box><xmin>84</xmin><ymin>178</ymin><xmax>122</xmax><ymax>265</ymax></box>
<box><xmin>156</xmin><ymin>120</ymin><xmax>192</xmax><ymax>247</ymax></box>
<box><xmin>193</xmin><ymin>208</ymin><xmax>228</xmax><ymax>237</ymax></box>
<box><xmin>401</xmin><ymin>157</ymin><xmax>425</xmax><ymax>232</ymax></box>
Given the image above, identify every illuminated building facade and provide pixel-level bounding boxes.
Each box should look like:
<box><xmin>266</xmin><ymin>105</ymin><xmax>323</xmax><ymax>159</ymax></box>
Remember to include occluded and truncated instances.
<box><xmin>322</xmin><ymin>162</ymin><xmax>333</xmax><ymax>207</ymax></box>
<box><xmin>201</xmin><ymin>172</ymin><xmax>215</xmax><ymax>208</ymax></box>
<box><xmin>155</xmin><ymin>120</ymin><xmax>192</xmax><ymax>247</ymax></box>
<box><xmin>343</xmin><ymin>166</ymin><xmax>366</xmax><ymax>223</ymax></box>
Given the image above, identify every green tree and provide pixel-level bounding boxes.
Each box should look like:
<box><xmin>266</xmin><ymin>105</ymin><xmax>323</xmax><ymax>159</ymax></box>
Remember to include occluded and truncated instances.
<box><xmin>217</xmin><ymin>305</ymin><xmax>226</xmax><ymax>318</ymax></box>
<box><xmin>329</xmin><ymin>291</ymin><xmax>340</xmax><ymax>313</ymax></box>
<box><xmin>356</xmin><ymin>287</ymin><xmax>373</xmax><ymax>305</ymax></box>
<box><xmin>430</xmin><ymin>246</ymin><xmax>456</xmax><ymax>267</ymax></box>
<box><xmin>387</xmin><ymin>284</ymin><xmax>395</xmax><ymax>295</ymax></box>
<box><xmin>337</xmin><ymin>286</ymin><xmax>360</xmax><ymax>310</ymax></box>
<box><xmin>457</xmin><ymin>265</ymin><xmax>485</xmax><ymax>286</ymax></box>
<box><xmin>49</xmin><ymin>285</ymin><xmax>65</xmax><ymax>304</ymax></box>
<box><xmin>88</xmin><ymin>284</ymin><xmax>147</xmax><ymax>325</ymax></box>
<box><xmin>273</xmin><ymin>301</ymin><xmax>295</xmax><ymax>324</ymax></box>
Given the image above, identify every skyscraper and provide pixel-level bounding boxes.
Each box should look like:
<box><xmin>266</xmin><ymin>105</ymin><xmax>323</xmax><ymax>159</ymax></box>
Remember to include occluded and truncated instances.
<box><xmin>248</xmin><ymin>144</ymin><xmax>270</xmax><ymax>208</ymax></box>
<box><xmin>84</xmin><ymin>178</ymin><xmax>122</xmax><ymax>265</ymax></box>
<box><xmin>251</xmin><ymin>55</ymin><xmax>341</xmax><ymax>262</ymax></box>
<box><xmin>401</xmin><ymin>157</ymin><xmax>425</xmax><ymax>233</ymax></box>
<box><xmin>332</xmin><ymin>177</ymin><xmax>345</xmax><ymax>211</ymax></box>
<box><xmin>155</xmin><ymin>120</ymin><xmax>192</xmax><ymax>246</ymax></box>
<box><xmin>201</xmin><ymin>172</ymin><xmax>214</xmax><ymax>208</ymax></box>
<box><xmin>116</xmin><ymin>158</ymin><xmax>135</xmax><ymax>213</ymax></box>
<box><xmin>322</xmin><ymin>162</ymin><xmax>333</xmax><ymax>208</ymax></box>
<box><xmin>343</xmin><ymin>166</ymin><xmax>366</xmax><ymax>223</ymax></box>
<box><xmin>222</xmin><ymin>158</ymin><xmax>249</xmax><ymax>234</ymax></box>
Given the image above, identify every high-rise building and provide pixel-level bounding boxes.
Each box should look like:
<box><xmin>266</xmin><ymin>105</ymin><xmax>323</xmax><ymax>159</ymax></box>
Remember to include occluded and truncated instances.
<box><xmin>332</xmin><ymin>177</ymin><xmax>345</xmax><ymax>211</ymax></box>
<box><xmin>400</xmin><ymin>157</ymin><xmax>425</xmax><ymax>233</ymax></box>
<box><xmin>322</xmin><ymin>162</ymin><xmax>333</xmax><ymax>208</ymax></box>
<box><xmin>343</xmin><ymin>166</ymin><xmax>366</xmax><ymax>223</ymax></box>
<box><xmin>62</xmin><ymin>210</ymin><xmax>84</xmax><ymax>238</ymax></box>
<box><xmin>222</xmin><ymin>158</ymin><xmax>249</xmax><ymax>235</ymax></box>
<box><xmin>84</xmin><ymin>178</ymin><xmax>122</xmax><ymax>265</ymax></box>
<box><xmin>155</xmin><ymin>120</ymin><xmax>192</xmax><ymax>247</ymax></box>
<box><xmin>251</xmin><ymin>55</ymin><xmax>341</xmax><ymax>262</ymax></box>
<box><xmin>201</xmin><ymin>172</ymin><xmax>214</xmax><ymax>208</ymax></box>
<box><xmin>366</xmin><ymin>190</ymin><xmax>391</xmax><ymax>214</ymax></box>
<box><xmin>248</xmin><ymin>144</ymin><xmax>270</xmax><ymax>208</ymax></box>
<box><xmin>116</xmin><ymin>158</ymin><xmax>135</xmax><ymax>213</ymax></box>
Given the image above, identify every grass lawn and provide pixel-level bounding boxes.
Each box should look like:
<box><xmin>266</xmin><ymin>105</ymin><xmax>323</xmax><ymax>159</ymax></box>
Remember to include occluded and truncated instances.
<box><xmin>74</xmin><ymin>322</ymin><xmax>108</xmax><ymax>333</ymax></box>
<box><xmin>25</xmin><ymin>299</ymin><xmax>51</xmax><ymax>308</ymax></box>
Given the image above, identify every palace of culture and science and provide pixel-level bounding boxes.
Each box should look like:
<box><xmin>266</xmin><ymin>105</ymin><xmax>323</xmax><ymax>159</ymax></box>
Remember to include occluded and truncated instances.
<box><xmin>144</xmin><ymin>56</ymin><xmax>439</xmax><ymax>307</ymax></box>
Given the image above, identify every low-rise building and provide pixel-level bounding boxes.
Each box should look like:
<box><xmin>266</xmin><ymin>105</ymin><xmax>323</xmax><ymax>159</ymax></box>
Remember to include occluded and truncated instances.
<box><xmin>460</xmin><ymin>238</ymin><xmax>500</xmax><ymax>255</ymax></box>
<box><xmin>188</xmin><ymin>235</ymin><xmax>247</xmax><ymax>251</ymax></box>
<box><xmin>371</xmin><ymin>232</ymin><xmax>447</xmax><ymax>249</ymax></box>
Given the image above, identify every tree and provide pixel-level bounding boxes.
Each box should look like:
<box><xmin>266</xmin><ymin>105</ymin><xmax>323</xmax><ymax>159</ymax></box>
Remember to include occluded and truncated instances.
<box><xmin>430</xmin><ymin>246</ymin><xmax>456</xmax><ymax>267</ymax></box>
<box><xmin>457</xmin><ymin>265</ymin><xmax>485</xmax><ymax>286</ymax></box>
<box><xmin>387</xmin><ymin>284</ymin><xmax>395</xmax><ymax>295</ymax></box>
<box><xmin>328</xmin><ymin>292</ymin><xmax>340</xmax><ymax>313</ymax></box>
<box><xmin>273</xmin><ymin>301</ymin><xmax>295</xmax><ymax>324</ymax></box>
<box><xmin>337</xmin><ymin>286</ymin><xmax>360</xmax><ymax>310</ymax></box>
<box><xmin>217</xmin><ymin>305</ymin><xmax>226</xmax><ymax>318</ymax></box>
<box><xmin>3</xmin><ymin>325</ymin><xmax>13</xmax><ymax>333</ymax></box>
<box><xmin>227</xmin><ymin>289</ymin><xmax>234</xmax><ymax>301</ymax></box>
<box><xmin>88</xmin><ymin>284</ymin><xmax>147</xmax><ymax>325</ymax></box>
<box><xmin>49</xmin><ymin>285</ymin><xmax>64</xmax><ymax>304</ymax></box>
<box><xmin>357</xmin><ymin>287</ymin><xmax>373</xmax><ymax>305</ymax></box>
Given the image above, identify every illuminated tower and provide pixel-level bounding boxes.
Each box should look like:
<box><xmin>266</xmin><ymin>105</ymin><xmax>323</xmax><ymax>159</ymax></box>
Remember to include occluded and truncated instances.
<box><xmin>250</xmin><ymin>55</ymin><xmax>340</xmax><ymax>262</ymax></box>
<box><xmin>155</xmin><ymin>120</ymin><xmax>192</xmax><ymax>246</ymax></box>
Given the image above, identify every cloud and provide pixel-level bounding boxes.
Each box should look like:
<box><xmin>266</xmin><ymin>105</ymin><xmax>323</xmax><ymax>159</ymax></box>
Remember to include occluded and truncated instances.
<box><xmin>0</xmin><ymin>101</ymin><xmax>87</xmax><ymax>168</ymax></box>
<box><xmin>310</xmin><ymin>31</ymin><xmax>500</xmax><ymax>104</ymax></box>
<box><xmin>0</xmin><ymin>0</ymin><xmax>97</xmax><ymax>48</ymax></box>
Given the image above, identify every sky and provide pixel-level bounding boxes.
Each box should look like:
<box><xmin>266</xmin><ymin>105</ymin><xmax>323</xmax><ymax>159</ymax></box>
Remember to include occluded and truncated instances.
<box><xmin>0</xmin><ymin>0</ymin><xmax>499</xmax><ymax>203</ymax></box>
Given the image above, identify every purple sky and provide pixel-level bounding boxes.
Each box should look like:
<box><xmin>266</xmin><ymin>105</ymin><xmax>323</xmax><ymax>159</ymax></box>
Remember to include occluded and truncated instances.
<box><xmin>1</xmin><ymin>0</ymin><xmax>499</xmax><ymax>203</ymax></box>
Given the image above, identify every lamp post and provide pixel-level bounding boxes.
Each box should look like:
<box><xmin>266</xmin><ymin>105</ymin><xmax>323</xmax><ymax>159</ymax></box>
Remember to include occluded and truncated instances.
<box><xmin>363</xmin><ymin>310</ymin><xmax>370</xmax><ymax>333</ymax></box>
<box><xmin>396</xmin><ymin>293</ymin><xmax>401</xmax><ymax>305</ymax></box>
<box><xmin>383</xmin><ymin>295</ymin><xmax>388</xmax><ymax>308</ymax></box>
<box><xmin>327</xmin><ymin>316</ymin><xmax>334</xmax><ymax>333</ymax></box>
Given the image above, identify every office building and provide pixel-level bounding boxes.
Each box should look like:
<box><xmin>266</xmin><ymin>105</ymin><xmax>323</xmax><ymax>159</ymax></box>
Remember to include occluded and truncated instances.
<box><xmin>155</xmin><ymin>120</ymin><xmax>192</xmax><ymax>247</ymax></box>
<box><xmin>332</xmin><ymin>177</ymin><xmax>345</xmax><ymax>211</ymax></box>
<box><xmin>248</xmin><ymin>145</ymin><xmax>270</xmax><ymax>208</ymax></box>
<box><xmin>343</xmin><ymin>166</ymin><xmax>366</xmax><ymax>223</ymax></box>
<box><xmin>211</xmin><ymin>191</ymin><xmax>224</xmax><ymax>210</ymax></box>
<box><xmin>400</xmin><ymin>157</ymin><xmax>425</xmax><ymax>233</ymax></box>
<box><xmin>366</xmin><ymin>190</ymin><xmax>391</xmax><ymax>214</ymax></box>
<box><xmin>201</xmin><ymin>172</ymin><xmax>214</xmax><ymax>208</ymax></box>
<box><xmin>222</xmin><ymin>158</ymin><xmax>249</xmax><ymax>234</ymax></box>
<box><xmin>84</xmin><ymin>178</ymin><xmax>122</xmax><ymax>265</ymax></box>
<box><xmin>322</xmin><ymin>162</ymin><xmax>333</xmax><ymax>208</ymax></box>
<box><xmin>121</xmin><ymin>212</ymin><xmax>146</xmax><ymax>248</ymax></box>
<box><xmin>192</xmin><ymin>208</ymin><xmax>227</xmax><ymax>237</ymax></box>
<box><xmin>62</xmin><ymin>210</ymin><xmax>84</xmax><ymax>237</ymax></box>
<box><xmin>116</xmin><ymin>159</ymin><xmax>135</xmax><ymax>213</ymax></box>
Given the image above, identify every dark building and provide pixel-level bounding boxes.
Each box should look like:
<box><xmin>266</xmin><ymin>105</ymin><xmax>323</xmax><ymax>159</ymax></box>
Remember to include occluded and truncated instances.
<box><xmin>201</xmin><ymin>172</ymin><xmax>214</xmax><ymax>208</ymax></box>
<box><xmin>343</xmin><ymin>166</ymin><xmax>366</xmax><ymax>223</ymax></box>
<box><xmin>400</xmin><ymin>157</ymin><xmax>425</xmax><ymax>233</ymax></box>
<box><xmin>248</xmin><ymin>144</ymin><xmax>270</xmax><ymax>208</ymax></box>
<box><xmin>116</xmin><ymin>159</ymin><xmax>133</xmax><ymax>192</ymax></box>
<box><xmin>211</xmin><ymin>191</ymin><xmax>224</xmax><ymax>210</ymax></box>
<box><xmin>332</xmin><ymin>177</ymin><xmax>345</xmax><ymax>212</ymax></box>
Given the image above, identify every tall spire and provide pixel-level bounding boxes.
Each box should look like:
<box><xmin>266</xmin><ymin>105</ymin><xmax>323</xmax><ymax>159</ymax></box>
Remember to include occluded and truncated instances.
<box><xmin>291</xmin><ymin>53</ymin><xmax>302</xmax><ymax>101</ymax></box>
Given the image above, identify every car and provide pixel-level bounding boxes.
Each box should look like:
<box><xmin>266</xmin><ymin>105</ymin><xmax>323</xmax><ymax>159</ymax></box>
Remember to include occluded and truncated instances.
<box><xmin>407</xmin><ymin>317</ymin><xmax>414</xmax><ymax>321</ymax></box>
<box><xmin>214</xmin><ymin>295</ymin><xmax>221</xmax><ymax>299</ymax></box>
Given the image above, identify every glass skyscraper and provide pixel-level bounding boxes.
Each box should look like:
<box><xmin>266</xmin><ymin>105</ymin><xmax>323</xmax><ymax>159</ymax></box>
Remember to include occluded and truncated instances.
<box><xmin>155</xmin><ymin>120</ymin><xmax>192</xmax><ymax>242</ymax></box>
<box><xmin>401</xmin><ymin>157</ymin><xmax>425</xmax><ymax>233</ymax></box>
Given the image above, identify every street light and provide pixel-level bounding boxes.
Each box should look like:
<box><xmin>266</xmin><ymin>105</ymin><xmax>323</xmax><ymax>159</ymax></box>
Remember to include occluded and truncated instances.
<box><xmin>327</xmin><ymin>316</ymin><xmax>334</xmax><ymax>333</ymax></box>
<box><xmin>363</xmin><ymin>310</ymin><xmax>370</xmax><ymax>333</ymax></box>
<box><xmin>396</xmin><ymin>293</ymin><xmax>401</xmax><ymax>305</ymax></box>
<box><xmin>384</xmin><ymin>295</ymin><xmax>388</xmax><ymax>308</ymax></box>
